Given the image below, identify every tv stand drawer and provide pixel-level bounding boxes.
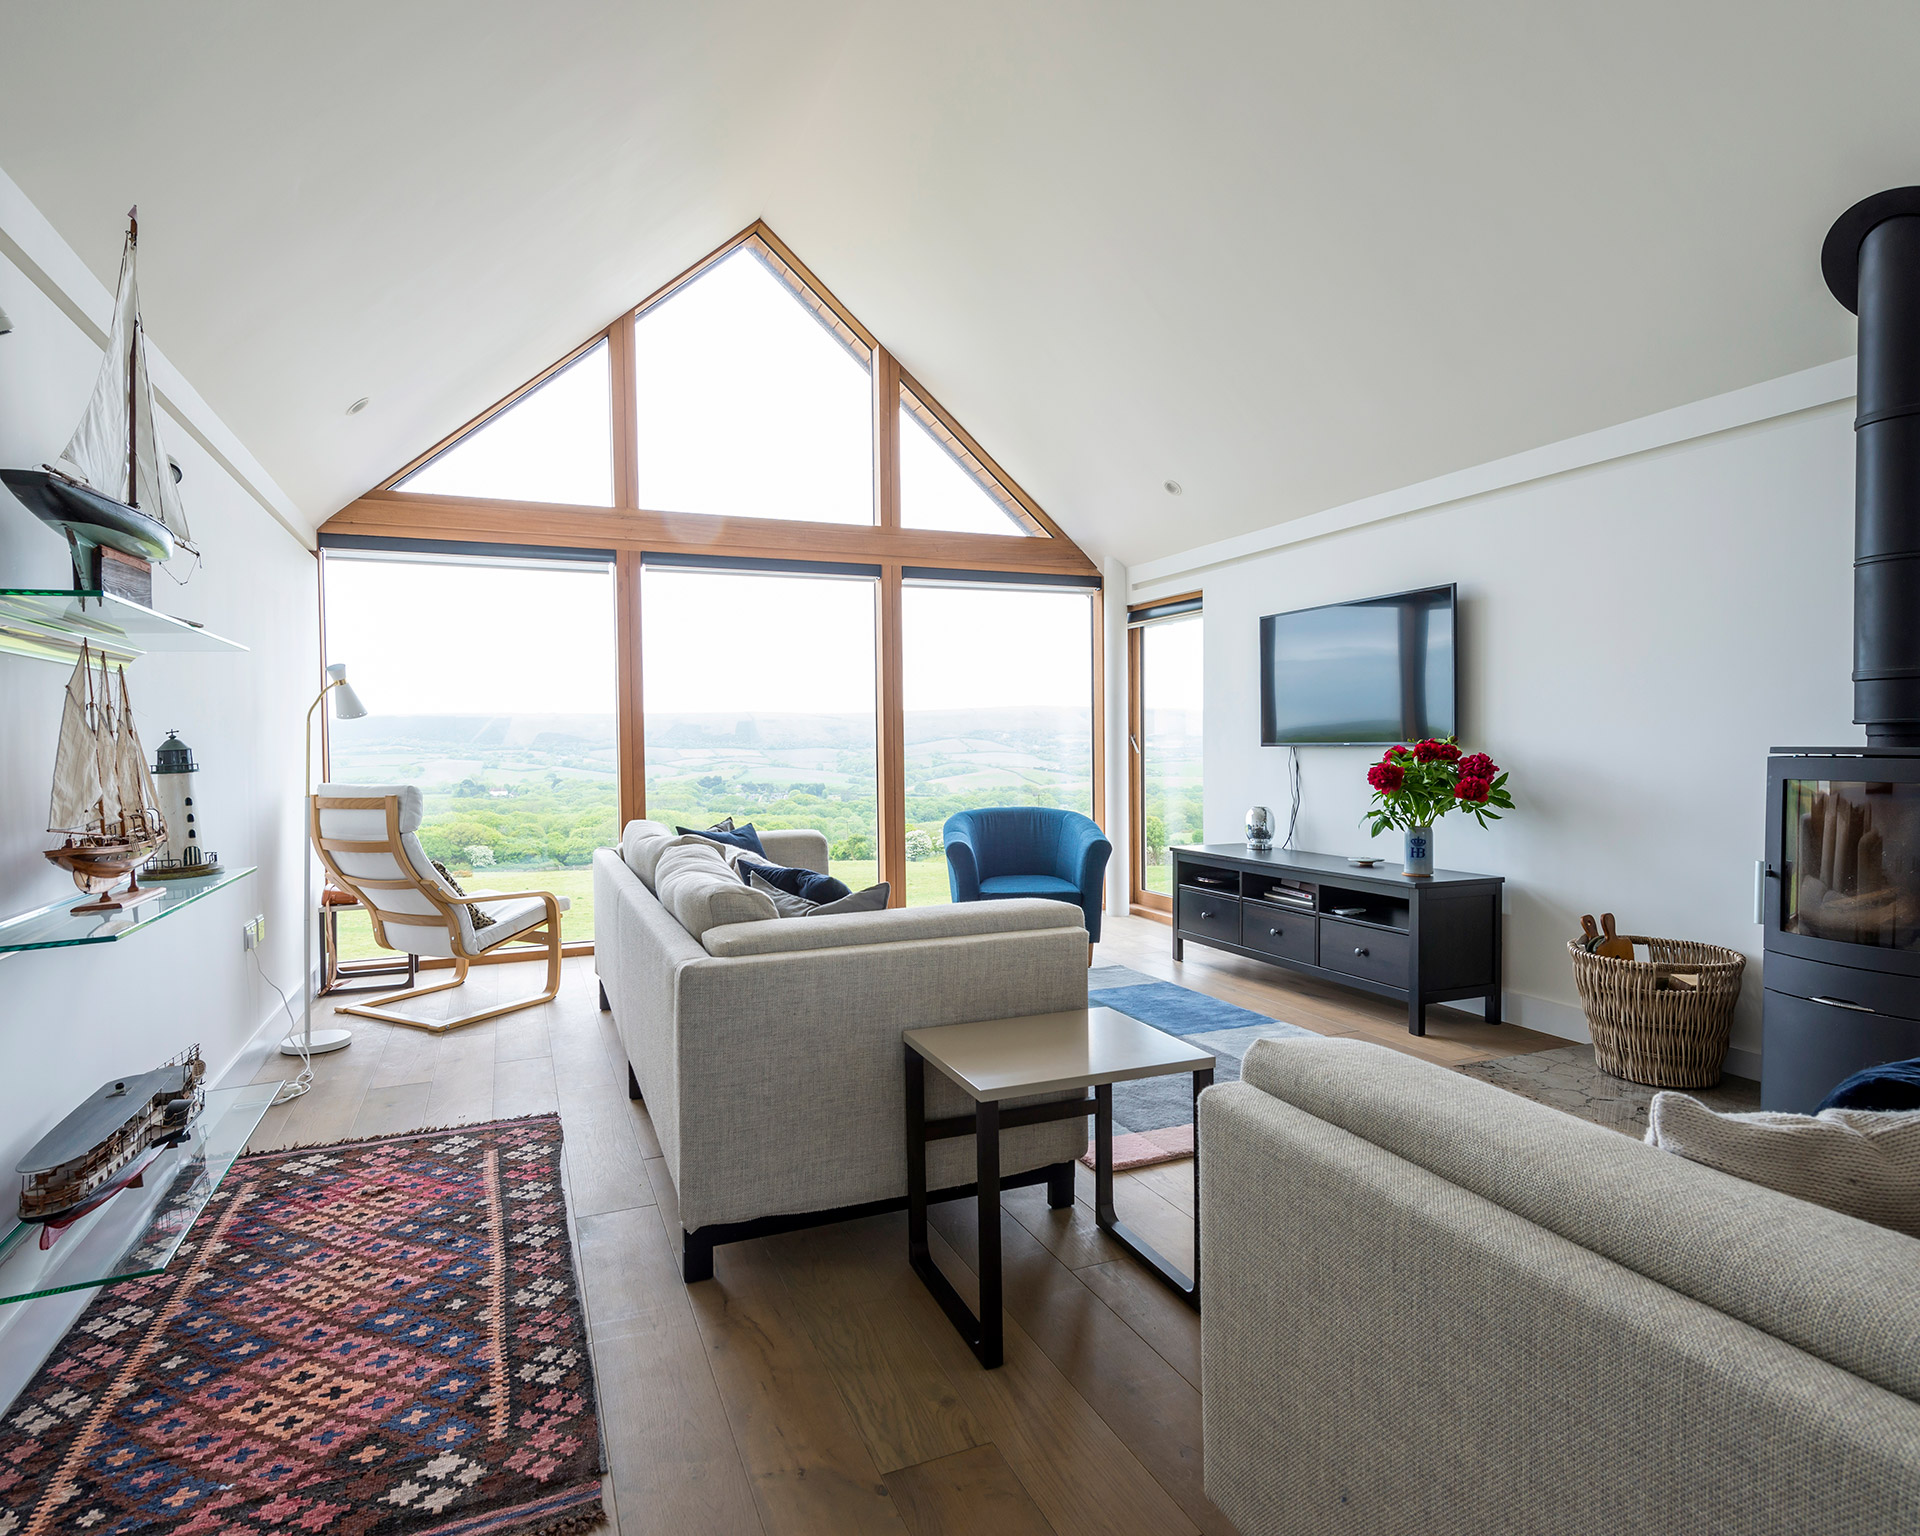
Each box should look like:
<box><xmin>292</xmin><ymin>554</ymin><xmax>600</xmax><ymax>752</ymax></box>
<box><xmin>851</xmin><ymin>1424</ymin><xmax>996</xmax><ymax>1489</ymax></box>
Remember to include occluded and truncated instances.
<box><xmin>1241</xmin><ymin>900</ymin><xmax>1315</xmax><ymax>964</ymax></box>
<box><xmin>1178</xmin><ymin>888</ymin><xmax>1241</xmax><ymax>944</ymax></box>
<box><xmin>1319</xmin><ymin>918</ymin><xmax>1410</xmax><ymax>986</ymax></box>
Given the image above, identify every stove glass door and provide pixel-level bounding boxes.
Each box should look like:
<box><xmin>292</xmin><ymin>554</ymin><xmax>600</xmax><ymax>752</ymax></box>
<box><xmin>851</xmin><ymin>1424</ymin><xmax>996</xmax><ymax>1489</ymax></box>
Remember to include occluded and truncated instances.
<box><xmin>1782</xmin><ymin>779</ymin><xmax>1920</xmax><ymax>951</ymax></box>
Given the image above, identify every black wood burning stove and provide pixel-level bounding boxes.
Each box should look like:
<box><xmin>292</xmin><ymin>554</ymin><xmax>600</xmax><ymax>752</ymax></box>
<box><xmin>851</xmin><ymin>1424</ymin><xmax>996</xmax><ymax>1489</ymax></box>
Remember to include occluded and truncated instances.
<box><xmin>1761</xmin><ymin>189</ymin><xmax>1920</xmax><ymax>1110</ymax></box>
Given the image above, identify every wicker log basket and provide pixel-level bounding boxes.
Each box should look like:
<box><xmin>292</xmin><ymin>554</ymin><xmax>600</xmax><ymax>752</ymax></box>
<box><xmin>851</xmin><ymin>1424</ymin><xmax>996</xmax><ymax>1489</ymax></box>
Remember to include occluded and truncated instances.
<box><xmin>1566</xmin><ymin>936</ymin><xmax>1747</xmax><ymax>1089</ymax></box>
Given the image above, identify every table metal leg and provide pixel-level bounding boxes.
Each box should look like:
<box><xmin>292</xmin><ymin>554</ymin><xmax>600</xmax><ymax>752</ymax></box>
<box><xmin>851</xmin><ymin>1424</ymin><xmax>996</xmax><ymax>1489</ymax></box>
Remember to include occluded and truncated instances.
<box><xmin>903</xmin><ymin>1046</ymin><xmax>1006</xmax><ymax>1367</ymax></box>
<box><xmin>1094</xmin><ymin>1080</ymin><xmax>1201</xmax><ymax>1309</ymax></box>
<box><xmin>905</xmin><ymin>1046</ymin><xmax>929</xmax><ymax>1272</ymax></box>
<box><xmin>975</xmin><ymin>1098</ymin><xmax>1002</xmax><ymax>1368</ymax></box>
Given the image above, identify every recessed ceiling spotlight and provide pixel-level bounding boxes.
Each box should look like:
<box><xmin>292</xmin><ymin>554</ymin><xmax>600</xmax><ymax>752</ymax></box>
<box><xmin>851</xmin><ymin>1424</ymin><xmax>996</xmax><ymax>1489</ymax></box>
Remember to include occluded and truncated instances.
<box><xmin>346</xmin><ymin>397</ymin><xmax>369</xmax><ymax>416</ymax></box>
<box><xmin>1164</xmin><ymin>479</ymin><xmax>1183</xmax><ymax>495</ymax></box>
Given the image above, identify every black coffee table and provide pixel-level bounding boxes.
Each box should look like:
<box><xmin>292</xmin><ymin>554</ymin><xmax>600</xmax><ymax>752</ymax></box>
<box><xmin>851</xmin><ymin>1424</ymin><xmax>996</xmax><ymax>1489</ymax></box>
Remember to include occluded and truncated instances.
<box><xmin>902</xmin><ymin>1006</ymin><xmax>1215</xmax><ymax>1368</ymax></box>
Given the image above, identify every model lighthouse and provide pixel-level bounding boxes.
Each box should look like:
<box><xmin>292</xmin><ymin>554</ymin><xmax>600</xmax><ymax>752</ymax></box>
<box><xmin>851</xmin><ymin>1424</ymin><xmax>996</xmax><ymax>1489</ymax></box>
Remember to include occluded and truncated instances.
<box><xmin>145</xmin><ymin>730</ymin><xmax>221</xmax><ymax>880</ymax></box>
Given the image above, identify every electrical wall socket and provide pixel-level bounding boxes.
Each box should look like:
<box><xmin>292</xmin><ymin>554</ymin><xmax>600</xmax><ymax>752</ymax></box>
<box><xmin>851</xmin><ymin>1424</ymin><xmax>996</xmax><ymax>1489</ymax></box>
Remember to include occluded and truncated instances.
<box><xmin>242</xmin><ymin>914</ymin><xmax>266</xmax><ymax>951</ymax></box>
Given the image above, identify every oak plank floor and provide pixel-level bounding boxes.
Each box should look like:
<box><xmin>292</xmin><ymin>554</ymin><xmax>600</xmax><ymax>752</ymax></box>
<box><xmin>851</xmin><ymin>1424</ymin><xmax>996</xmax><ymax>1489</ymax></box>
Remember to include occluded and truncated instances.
<box><xmin>239</xmin><ymin>912</ymin><xmax>1561</xmax><ymax>1535</ymax></box>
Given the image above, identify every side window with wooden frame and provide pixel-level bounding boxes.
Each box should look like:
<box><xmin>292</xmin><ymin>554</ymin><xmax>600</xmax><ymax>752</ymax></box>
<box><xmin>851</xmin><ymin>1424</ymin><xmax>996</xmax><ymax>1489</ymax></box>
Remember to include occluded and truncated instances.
<box><xmin>1129</xmin><ymin>594</ymin><xmax>1203</xmax><ymax>915</ymax></box>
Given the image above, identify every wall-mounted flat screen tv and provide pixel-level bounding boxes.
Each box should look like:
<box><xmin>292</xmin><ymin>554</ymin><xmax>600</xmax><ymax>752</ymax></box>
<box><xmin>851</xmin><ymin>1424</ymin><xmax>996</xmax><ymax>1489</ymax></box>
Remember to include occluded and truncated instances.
<box><xmin>1260</xmin><ymin>585</ymin><xmax>1457</xmax><ymax>746</ymax></box>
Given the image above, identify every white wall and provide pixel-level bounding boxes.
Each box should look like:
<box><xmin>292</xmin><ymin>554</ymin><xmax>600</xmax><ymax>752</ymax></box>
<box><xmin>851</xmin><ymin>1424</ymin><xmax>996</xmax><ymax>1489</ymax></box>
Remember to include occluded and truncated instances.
<box><xmin>0</xmin><ymin>178</ymin><xmax>313</xmax><ymax>1394</ymax></box>
<box><xmin>1127</xmin><ymin>370</ymin><xmax>1862</xmax><ymax>1075</ymax></box>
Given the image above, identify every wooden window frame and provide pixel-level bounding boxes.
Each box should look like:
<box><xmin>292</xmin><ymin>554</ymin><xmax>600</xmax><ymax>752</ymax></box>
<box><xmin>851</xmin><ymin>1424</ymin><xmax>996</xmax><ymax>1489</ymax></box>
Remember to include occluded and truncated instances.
<box><xmin>321</xmin><ymin>221</ymin><xmax>1103</xmax><ymax>926</ymax></box>
<box><xmin>1127</xmin><ymin>593</ymin><xmax>1203</xmax><ymax>921</ymax></box>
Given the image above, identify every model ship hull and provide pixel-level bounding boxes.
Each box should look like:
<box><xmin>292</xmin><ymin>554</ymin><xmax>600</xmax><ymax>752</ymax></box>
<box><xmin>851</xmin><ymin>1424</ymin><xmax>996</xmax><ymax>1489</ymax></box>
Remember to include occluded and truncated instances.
<box><xmin>17</xmin><ymin>1052</ymin><xmax>204</xmax><ymax>1222</ymax></box>
<box><xmin>46</xmin><ymin>837</ymin><xmax>160</xmax><ymax>893</ymax></box>
<box><xmin>0</xmin><ymin>468</ymin><xmax>175</xmax><ymax>570</ymax></box>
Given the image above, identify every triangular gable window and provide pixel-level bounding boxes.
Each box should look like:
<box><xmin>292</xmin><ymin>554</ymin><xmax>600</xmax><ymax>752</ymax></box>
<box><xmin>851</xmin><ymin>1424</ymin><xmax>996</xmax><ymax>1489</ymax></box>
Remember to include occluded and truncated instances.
<box><xmin>398</xmin><ymin>339</ymin><xmax>613</xmax><ymax>506</ymax></box>
<box><xmin>632</xmin><ymin>237</ymin><xmax>874</xmax><ymax>524</ymax></box>
<box><xmin>899</xmin><ymin>385</ymin><xmax>1045</xmax><ymax>537</ymax></box>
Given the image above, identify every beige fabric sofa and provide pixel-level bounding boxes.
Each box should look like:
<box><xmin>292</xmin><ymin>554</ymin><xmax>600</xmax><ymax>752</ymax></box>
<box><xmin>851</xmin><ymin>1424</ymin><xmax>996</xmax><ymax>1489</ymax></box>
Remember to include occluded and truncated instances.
<box><xmin>592</xmin><ymin>821</ymin><xmax>1090</xmax><ymax>1280</ymax></box>
<box><xmin>1199</xmin><ymin>1036</ymin><xmax>1920</xmax><ymax>1536</ymax></box>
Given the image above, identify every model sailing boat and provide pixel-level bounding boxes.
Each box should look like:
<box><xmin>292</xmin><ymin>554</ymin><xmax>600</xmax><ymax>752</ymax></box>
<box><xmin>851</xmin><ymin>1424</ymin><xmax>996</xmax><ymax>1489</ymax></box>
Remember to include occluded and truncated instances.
<box><xmin>47</xmin><ymin>641</ymin><xmax>168</xmax><ymax>913</ymax></box>
<box><xmin>0</xmin><ymin>208</ymin><xmax>196</xmax><ymax>593</ymax></box>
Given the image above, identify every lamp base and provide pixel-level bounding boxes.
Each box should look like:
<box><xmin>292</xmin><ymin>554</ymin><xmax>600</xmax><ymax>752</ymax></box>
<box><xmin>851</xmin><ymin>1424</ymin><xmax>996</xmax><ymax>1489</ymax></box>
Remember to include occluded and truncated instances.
<box><xmin>281</xmin><ymin>1027</ymin><xmax>352</xmax><ymax>1056</ymax></box>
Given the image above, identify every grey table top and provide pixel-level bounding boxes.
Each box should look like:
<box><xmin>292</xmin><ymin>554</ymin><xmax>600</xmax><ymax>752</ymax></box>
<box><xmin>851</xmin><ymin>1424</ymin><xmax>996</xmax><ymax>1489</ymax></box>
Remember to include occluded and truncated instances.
<box><xmin>903</xmin><ymin>1007</ymin><xmax>1215</xmax><ymax>1101</ymax></box>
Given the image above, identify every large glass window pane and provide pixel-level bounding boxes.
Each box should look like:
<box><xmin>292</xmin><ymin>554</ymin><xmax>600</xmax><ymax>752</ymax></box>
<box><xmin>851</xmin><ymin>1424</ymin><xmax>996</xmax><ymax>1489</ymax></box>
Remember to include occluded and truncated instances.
<box><xmin>633</xmin><ymin>243</ymin><xmax>874</xmax><ymax>524</ymax></box>
<box><xmin>322</xmin><ymin>552</ymin><xmax>618</xmax><ymax>950</ymax></box>
<box><xmin>899</xmin><ymin>390</ymin><xmax>1042</xmax><ymax>537</ymax></box>
<box><xmin>902</xmin><ymin>583</ymin><xmax>1095</xmax><ymax>905</ymax></box>
<box><xmin>642</xmin><ymin>566</ymin><xmax>880</xmax><ymax>891</ymax></box>
<box><xmin>1139</xmin><ymin>613</ymin><xmax>1204</xmax><ymax>894</ymax></box>
<box><xmin>398</xmin><ymin>341</ymin><xmax>613</xmax><ymax>505</ymax></box>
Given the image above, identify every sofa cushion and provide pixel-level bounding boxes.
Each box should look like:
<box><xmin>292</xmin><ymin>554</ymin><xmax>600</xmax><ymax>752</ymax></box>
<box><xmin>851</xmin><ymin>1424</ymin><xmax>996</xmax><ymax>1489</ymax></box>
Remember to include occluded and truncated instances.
<box><xmin>979</xmin><ymin>874</ymin><xmax>1081</xmax><ymax>899</ymax></box>
<box><xmin>626</xmin><ymin>826</ymin><xmax>696</xmax><ymax>892</ymax></box>
<box><xmin>1238</xmin><ymin>1034</ymin><xmax>1920</xmax><ymax>1405</ymax></box>
<box><xmin>1647</xmin><ymin>1092</ymin><xmax>1920</xmax><ymax>1239</ymax></box>
<box><xmin>620</xmin><ymin>819</ymin><xmax>674</xmax><ymax>879</ymax></box>
<box><xmin>656</xmin><ymin>839</ymin><xmax>779</xmax><ymax>937</ymax></box>
<box><xmin>700</xmin><ymin>895</ymin><xmax>1082</xmax><ymax>957</ymax></box>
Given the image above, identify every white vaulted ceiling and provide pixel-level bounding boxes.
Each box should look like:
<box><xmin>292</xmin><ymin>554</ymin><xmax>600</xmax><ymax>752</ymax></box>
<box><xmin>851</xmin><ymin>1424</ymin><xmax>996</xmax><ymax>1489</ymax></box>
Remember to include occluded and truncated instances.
<box><xmin>1</xmin><ymin>1</ymin><xmax>1915</xmax><ymax>564</ymax></box>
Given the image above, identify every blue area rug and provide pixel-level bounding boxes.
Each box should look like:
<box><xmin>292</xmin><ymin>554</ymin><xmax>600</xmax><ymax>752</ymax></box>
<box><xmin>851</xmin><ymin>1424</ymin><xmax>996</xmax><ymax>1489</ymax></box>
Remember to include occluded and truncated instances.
<box><xmin>1085</xmin><ymin>968</ymin><xmax>1318</xmax><ymax>1163</ymax></box>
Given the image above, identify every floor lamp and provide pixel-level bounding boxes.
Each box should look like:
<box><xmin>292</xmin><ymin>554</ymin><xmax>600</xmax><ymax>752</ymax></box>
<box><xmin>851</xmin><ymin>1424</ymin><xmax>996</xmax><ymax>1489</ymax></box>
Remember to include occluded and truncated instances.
<box><xmin>281</xmin><ymin>662</ymin><xmax>367</xmax><ymax>1068</ymax></box>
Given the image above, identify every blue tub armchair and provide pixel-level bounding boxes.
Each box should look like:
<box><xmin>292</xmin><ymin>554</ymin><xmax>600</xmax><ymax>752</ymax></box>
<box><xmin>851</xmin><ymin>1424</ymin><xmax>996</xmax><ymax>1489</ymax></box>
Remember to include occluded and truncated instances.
<box><xmin>942</xmin><ymin>808</ymin><xmax>1112</xmax><ymax>944</ymax></box>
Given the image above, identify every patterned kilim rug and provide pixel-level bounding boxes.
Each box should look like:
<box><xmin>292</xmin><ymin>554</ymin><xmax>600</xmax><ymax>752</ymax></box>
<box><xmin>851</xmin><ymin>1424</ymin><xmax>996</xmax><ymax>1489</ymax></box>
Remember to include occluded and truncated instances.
<box><xmin>0</xmin><ymin>1114</ymin><xmax>604</xmax><ymax>1536</ymax></box>
<box><xmin>1086</xmin><ymin>965</ymin><xmax>1318</xmax><ymax>1170</ymax></box>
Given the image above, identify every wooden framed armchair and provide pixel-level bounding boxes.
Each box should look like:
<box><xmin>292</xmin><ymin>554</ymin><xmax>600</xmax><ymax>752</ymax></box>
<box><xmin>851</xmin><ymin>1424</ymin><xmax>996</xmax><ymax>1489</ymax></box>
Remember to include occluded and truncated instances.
<box><xmin>310</xmin><ymin>784</ymin><xmax>570</xmax><ymax>1034</ymax></box>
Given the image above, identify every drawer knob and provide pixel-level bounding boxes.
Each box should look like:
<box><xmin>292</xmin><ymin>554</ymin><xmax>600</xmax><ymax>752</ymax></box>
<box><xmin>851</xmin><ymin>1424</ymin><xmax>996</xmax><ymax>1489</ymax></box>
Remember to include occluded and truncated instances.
<box><xmin>1354</xmin><ymin>946</ymin><xmax>1369</xmax><ymax>957</ymax></box>
<box><xmin>1268</xmin><ymin>927</ymin><xmax>1280</xmax><ymax>936</ymax></box>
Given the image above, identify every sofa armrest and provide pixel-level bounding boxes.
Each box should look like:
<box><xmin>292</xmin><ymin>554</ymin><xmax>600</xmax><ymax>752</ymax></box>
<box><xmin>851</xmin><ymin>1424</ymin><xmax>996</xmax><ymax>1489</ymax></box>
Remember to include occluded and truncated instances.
<box><xmin>757</xmin><ymin>828</ymin><xmax>830</xmax><ymax>874</ymax></box>
<box><xmin>701</xmin><ymin>897</ymin><xmax>1081</xmax><ymax>957</ymax></box>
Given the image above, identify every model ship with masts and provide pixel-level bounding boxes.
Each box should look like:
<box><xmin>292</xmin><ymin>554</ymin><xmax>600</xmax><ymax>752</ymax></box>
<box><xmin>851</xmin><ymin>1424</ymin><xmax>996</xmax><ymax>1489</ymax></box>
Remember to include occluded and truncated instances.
<box><xmin>0</xmin><ymin>208</ymin><xmax>196</xmax><ymax>596</ymax></box>
<box><xmin>16</xmin><ymin>1048</ymin><xmax>204</xmax><ymax>1228</ymax></box>
<box><xmin>47</xmin><ymin>640</ymin><xmax>168</xmax><ymax>912</ymax></box>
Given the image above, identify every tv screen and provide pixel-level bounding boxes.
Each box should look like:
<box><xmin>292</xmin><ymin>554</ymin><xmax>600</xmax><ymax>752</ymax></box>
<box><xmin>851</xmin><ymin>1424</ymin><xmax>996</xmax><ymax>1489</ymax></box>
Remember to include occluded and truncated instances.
<box><xmin>1260</xmin><ymin>585</ymin><xmax>1457</xmax><ymax>746</ymax></box>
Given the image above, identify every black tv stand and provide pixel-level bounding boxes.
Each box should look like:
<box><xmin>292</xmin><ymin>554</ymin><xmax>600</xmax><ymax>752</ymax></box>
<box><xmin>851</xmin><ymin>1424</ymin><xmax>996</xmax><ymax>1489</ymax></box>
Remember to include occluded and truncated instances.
<box><xmin>1169</xmin><ymin>845</ymin><xmax>1504</xmax><ymax>1035</ymax></box>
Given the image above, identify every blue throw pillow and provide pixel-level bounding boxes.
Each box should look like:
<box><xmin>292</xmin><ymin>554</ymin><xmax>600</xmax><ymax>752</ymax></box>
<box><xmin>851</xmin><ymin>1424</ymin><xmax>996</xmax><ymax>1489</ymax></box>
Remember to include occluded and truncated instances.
<box><xmin>1817</xmin><ymin>1056</ymin><xmax>1920</xmax><ymax>1113</ymax></box>
<box><xmin>676</xmin><ymin>821</ymin><xmax>767</xmax><ymax>858</ymax></box>
<box><xmin>741</xmin><ymin>860</ymin><xmax>849</xmax><ymax>904</ymax></box>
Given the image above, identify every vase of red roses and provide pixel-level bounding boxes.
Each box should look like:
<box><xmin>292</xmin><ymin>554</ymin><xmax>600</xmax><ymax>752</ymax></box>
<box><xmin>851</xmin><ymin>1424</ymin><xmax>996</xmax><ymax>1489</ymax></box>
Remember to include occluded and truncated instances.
<box><xmin>1364</xmin><ymin>738</ymin><xmax>1513</xmax><ymax>876</ymax></box>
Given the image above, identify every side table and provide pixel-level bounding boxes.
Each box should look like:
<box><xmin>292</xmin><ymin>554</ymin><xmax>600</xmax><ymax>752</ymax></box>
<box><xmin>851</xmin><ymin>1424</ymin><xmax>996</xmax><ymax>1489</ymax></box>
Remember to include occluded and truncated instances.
<box><xmin>903</xmin><ymin>1006</ymin><xmax>1214</xmax><ymax>1368</ymax></box>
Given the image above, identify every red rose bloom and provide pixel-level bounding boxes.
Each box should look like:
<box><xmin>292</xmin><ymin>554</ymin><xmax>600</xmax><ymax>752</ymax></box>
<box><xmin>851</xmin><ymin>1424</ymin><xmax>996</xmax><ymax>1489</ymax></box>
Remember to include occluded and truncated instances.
<box><xmin>1412</xmin><ymin>739</ymin><xmax>1442</xmax><ymax>762</ymax></box>
<box><xmin>1433</xmin><ymin>741</ymin><xmax>1462</xmax><ymax>762</ymax></box>
<box><xmin>1454</xmin><ymin>776</ymin><xmax>1492</xmax><ymax>804</ymax></box>
<box><xmin>1368</xmin><ymin>761</ymin><xmax>1405</xmax><ymax>793</ymax></box>
<box><xmin>1384</xmin><ymin>745</ymin><xmax>1411</xmax><ymax>761</ymax></box>
<box><xmin>1458</xmin><ymin>752</ymin><xmax>1497</xmax><ymax>780</ymax></box>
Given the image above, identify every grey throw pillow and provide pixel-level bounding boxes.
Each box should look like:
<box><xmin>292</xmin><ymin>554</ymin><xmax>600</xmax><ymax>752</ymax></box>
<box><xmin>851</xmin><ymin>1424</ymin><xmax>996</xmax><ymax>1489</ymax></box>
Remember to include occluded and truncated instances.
<box><xmin>748</xmin><ymin>870</ymin><xmax>891</xmax><ymax>918</ymax></box>
<box><xmin>1646</xmin><ymin>1092</ymin><xmax>1920</xmax><ymax>1238</ymax></box>
<box><xmin>748</xmin><ymin>869</ymin><xmax>818</xmax><ymax>918</ymax></box>
<box><xmin>810</xmin><ymin>882</ymin><xmax>890</xmax><ymax>916</ymax></box>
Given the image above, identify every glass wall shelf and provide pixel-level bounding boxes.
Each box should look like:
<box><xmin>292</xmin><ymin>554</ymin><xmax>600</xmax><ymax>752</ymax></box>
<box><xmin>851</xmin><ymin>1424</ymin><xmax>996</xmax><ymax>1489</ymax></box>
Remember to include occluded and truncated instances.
<box><xmin>0</xmin><ymin>1081</ymin><xmax>281</xmax><ymax>1304</ymax></box>
<box><xmin>0</xmin><ymin>588</ymin><xmax>247</xmax><ymax>663</ymax></box>
<box><xmin>0</xmin><ymin>866</ymin><xmax>255</xmax><ymax>958</ymax></box>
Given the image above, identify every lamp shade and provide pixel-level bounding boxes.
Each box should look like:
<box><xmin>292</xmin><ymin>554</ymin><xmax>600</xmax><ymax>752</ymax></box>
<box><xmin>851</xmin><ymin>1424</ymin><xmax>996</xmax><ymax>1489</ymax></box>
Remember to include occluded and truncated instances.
<box><xmin>326</xmin><ymin>663</ymin><xmax>368</xmax><ymax>720</ymax></box>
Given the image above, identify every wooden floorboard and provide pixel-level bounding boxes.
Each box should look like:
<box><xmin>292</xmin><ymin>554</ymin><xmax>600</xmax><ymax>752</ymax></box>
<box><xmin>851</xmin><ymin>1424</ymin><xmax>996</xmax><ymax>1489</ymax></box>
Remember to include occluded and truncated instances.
<box><xmin>248</xmin><ymin>913</ymin><xmax>1566</xmax><ymax>1536</ymax></box>
<box><xmin>886</xmin><ymin>1443</ymin><xmax>1059</xmax><ymax>1536</ymax></box>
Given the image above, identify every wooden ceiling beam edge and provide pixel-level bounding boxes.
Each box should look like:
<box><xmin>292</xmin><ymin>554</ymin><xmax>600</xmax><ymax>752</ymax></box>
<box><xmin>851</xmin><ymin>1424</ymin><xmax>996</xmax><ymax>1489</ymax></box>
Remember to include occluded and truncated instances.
<box><xmin>322</xmin><ymin>495</ymin><xmax>1100</xmax><ymax>576</ymax></box>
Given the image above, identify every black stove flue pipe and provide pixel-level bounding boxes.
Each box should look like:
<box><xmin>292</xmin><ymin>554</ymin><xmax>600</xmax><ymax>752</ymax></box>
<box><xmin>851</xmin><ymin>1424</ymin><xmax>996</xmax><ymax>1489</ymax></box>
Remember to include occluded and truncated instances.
<box><xmin>1826</xmin><ymin>188</ymin><xmax>1920</xmax><ymax>746</ymax></box>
